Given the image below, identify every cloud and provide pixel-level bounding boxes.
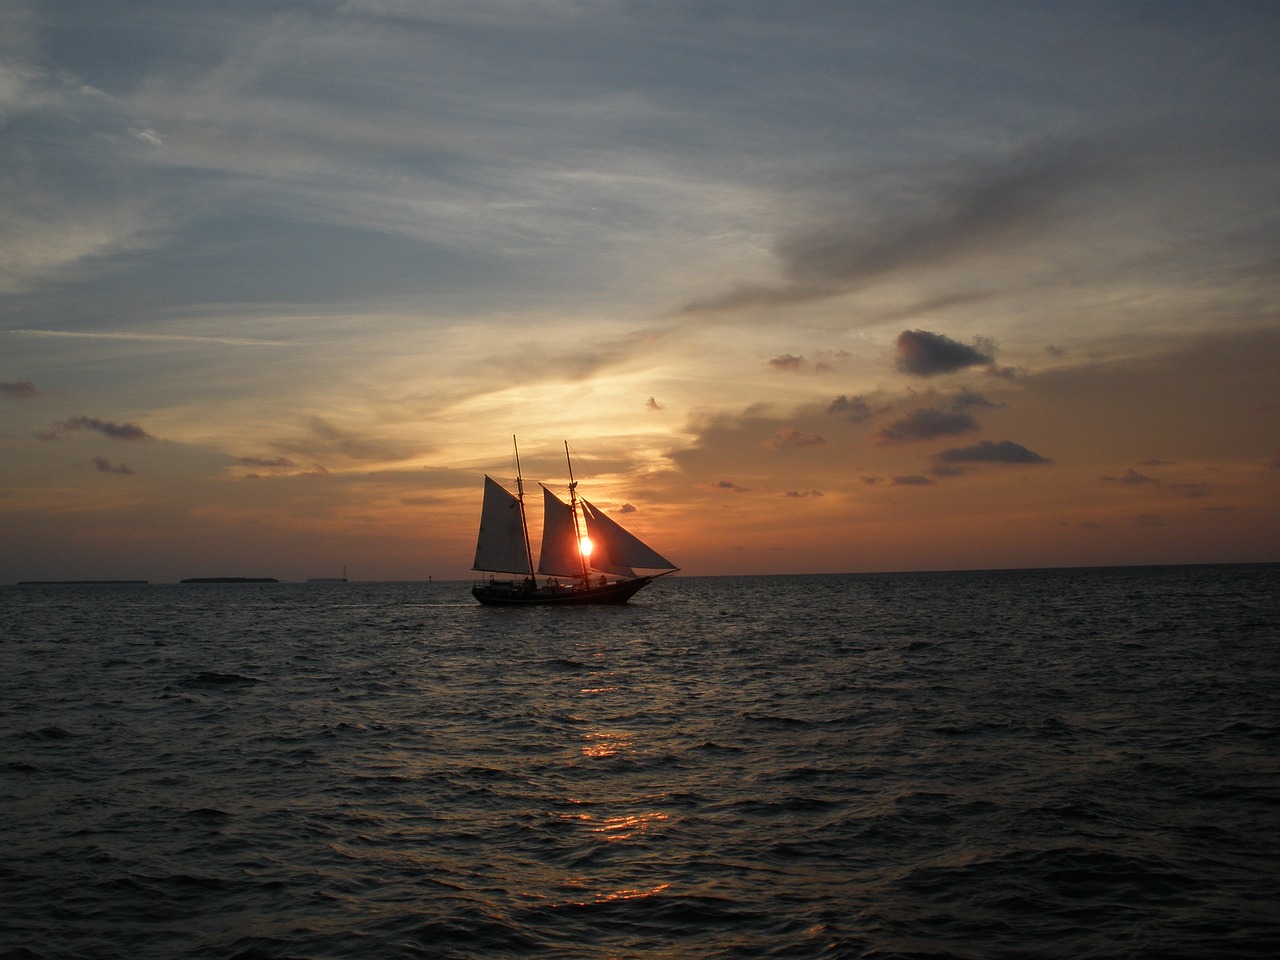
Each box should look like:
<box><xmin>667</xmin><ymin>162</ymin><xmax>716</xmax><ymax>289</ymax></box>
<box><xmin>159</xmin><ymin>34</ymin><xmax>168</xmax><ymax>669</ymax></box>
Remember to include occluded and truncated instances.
<box><xmin>682</xmin><ymin>138</ymin><xmax>1133</xmax><ymax>313</ymax></box>
<box><xmin>762</xmin><ymin>427</ymin><xmax>828</xmax><ymax>450</ymax></box>
<box><xmin>42</xmin><ymin>415</ymin><xmax>154</xmax><ymax>441</ymax></box>
<box><xmin>895</xmin><ymin>330</ymin><xmax>993</xmax><ymax>376</ymax></box>
<box><xmin>780</xmin><ymin>142</ymin><xmax>1116</xmax><ymax>289</ymax></box>
<box><xmin>936</xmin><ymin>440</ymin><xmax>1051</xmax><ymax>465</ymax></box>
<box><xmin>646</xmin><ymin>396</ymin><xmax>663</xmax><ymax>410</ymax></box>
<box><xmin>13</xmin><ymin>329</ymin><xmax>287</xmax><ymax>347</ymax></box>
<box><xmin>717</xmin><ymin>480</ymin><xmax>749</xmax><ymax>493</ymax></box>
<box><xmin>270</xmin><ymin>416</ymin><xmax>414</xmax><ymax>464</ymax></box>
<box><xmin>892</xmin><ymin>475</ymin><xmax>934</xmax><ymax>486</ymax></box>
<box><xmin>768</xmin><ymin>354</ymin><xmax>806</xmax><ymax>371</ymax></box>
<box><xmin>828</xmin><ymin>394</ymin><xmax>872</xmax><ymax>422</ymax></box>
<box><xmin>92</xmin><ymin>457</ymin><xmax>134</xmax><ymax>475</ymax></box>
<box><xmin>238</xmin><ymin>456</ymin><xmax>298</xmax><ymax>469</ymax></box>
<box><xmin>1101</xmin><ymin>469</ymin><xmax>1158</xmax><ymax>485</ymax></box>
<box><xmin>878</xmin><ymin>407</ymin><xmax>979</xmax><ymax>444</ymax></box>
<box><xmin>785</xmin><ymin>490</ymin><xmax>824</xmax><ymax>498</ymax></box>
<box><xmin>2</xmin><ymin>380</ymin><xmax>40</xmax><ymax>399</ymax></box>
<box><xmin>949</xmin><ymin>387</ymin><xmax>995</xmax><ymax>411</ymax></box>
<box><xmin>616</xmin><ymin>503</ymin><xmax>637</xmax><ymax>513</ymax></box>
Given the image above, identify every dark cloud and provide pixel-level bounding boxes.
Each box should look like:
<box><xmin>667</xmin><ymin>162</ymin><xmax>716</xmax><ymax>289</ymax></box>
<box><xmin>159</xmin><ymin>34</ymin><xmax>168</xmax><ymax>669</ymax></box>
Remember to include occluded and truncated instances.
<box><xmin>768</xmin><ymin>354</ymin><xmax>806</xmax><ymax>371</ymax></box>
<box><xmin>878</xmin><ymin>407</ymin><xmax>979</xmax><ymax>444</ymax></box>
<box><xmin>92</xmin><ymin>457</ymin><xmax>134</xmax><ymax>475</ymax></box>
<box><xmin>892</xmin><ymin>475</ymin><xmax>934</xmax><ymax>486</ymax></box>
<box><xmin>43</xmin><ymin>415</ymin><xmax>153</xmax><ymax>441</ymax></box>
<box><xmin>646</xmin><ymin>396</ymin><xmax>663</xmax><ymax>410</ymax></box>
<box><xmin>828</xmin><ymin>394</ymin><xmax>872</xmax><ymax>422</ymax></box>
<box><xmin>895</xmin><ymin>330</ymin><xmax>993</xmax><ymax>376</ymax></box>
<box><xmin>238</xmin><ymin>456</ymin><xmax>298</xmax><ymax>469</ymax></box>
<box><xmin>762</xmin><ymin>427</ymin><xmax>827</xmax><ymax>450</ymax></box>
<box><xmin>717</xmin><ymin>480</ymin><xmax>749</xmax><ymax>493</ymax></box>
<box><xmin>785</xmin><ymin>490</ymin><xmax>824</xmax><ymax>498</ymax></box>
<box><xmin>616</xmin><ymin>503</ymin><xmax>637</xmax><ymax>514</ymax></box>
<box><xmin>2</xmin><ymin>381</ymin><xmax>40</xmax><ymax>399</ymax></box>
<box><xmin>936</xmin><ymin>440</ymin><xmax>1051</xmax><ymax>465</ymax></box>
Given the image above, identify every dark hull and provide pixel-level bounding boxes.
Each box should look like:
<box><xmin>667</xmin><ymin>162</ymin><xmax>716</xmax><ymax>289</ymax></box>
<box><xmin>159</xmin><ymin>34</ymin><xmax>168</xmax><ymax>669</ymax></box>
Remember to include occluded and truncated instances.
<box><xmin>472</xmin><ymin>577</ymin><xmax>654</xmax><ymax>606</ymax></box>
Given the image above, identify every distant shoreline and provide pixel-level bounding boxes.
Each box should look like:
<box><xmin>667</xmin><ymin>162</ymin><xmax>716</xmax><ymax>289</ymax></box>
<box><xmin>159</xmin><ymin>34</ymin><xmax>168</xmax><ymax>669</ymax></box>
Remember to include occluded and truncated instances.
<box><xmin>179</xmin><ymin>577</ymin><xmax>280</xmax><ymax>584</ymax></box>
<box><xmin>16</xmin><ymin>580</ymin><xmax>150</xmax><ymax>585</ymax></box>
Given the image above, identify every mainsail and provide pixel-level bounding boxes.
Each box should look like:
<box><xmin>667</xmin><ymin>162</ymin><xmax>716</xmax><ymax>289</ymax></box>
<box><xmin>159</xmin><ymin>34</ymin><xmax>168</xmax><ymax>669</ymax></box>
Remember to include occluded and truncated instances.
<box><xmin>472</xmin><ymin>475</ymin><xmax>533</xmax><ymax>576</ymax></box>
<box><xmin>580</xmin><ymin>498</ymin><xmax>677</xmax><ymax>576</ymax></box>
<box><xmin>537</xmin><ymin>485</ymin><xmax>586</xmax><ymax>578</ymax></box>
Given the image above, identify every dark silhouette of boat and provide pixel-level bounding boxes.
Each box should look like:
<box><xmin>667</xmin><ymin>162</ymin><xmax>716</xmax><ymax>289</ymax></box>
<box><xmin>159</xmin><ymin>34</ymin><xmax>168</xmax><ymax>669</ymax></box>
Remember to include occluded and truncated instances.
<box><xmin>471</xmin><ymin>439</ymin><xmax>677</xmax><ymax>606</ymax></box>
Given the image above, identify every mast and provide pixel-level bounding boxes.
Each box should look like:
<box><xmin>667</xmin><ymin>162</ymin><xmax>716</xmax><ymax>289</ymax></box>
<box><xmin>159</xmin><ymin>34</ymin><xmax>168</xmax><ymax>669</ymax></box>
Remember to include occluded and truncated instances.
<box><xmin>564</xmin><ymin>441</ymin><xmax>591</xmax><ymax>582</ymax></box>
<box><xmin>512</xmin><ymin>435</ymin><xmax>537</xmax><ymax>584</ymax></box>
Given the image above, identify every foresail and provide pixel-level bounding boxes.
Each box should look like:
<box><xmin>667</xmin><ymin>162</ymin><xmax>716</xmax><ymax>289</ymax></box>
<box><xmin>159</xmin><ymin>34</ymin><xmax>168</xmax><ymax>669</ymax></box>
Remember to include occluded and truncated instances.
<box><xmin>580</xmin><ymin>499</ymin><xmax>677</xmax><ymax>572</ymax></box>
<box><xmin>472</xmin><ymin>475</ymin><xmax>533</xmax><ymax>575</ymax></box>
<box><xmin>537</xmin><ymin>485</ymin><xmax>585</xmax><ymax>578</ymax></box>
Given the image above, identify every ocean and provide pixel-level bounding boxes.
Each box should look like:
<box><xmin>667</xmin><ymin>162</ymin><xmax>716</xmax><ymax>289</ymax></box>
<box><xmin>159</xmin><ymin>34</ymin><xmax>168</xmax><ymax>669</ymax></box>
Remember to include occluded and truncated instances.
<box><xmin>2</xmin><ymin>565</ymin><xmax>1277</xmax><ymax>959</ymax></box>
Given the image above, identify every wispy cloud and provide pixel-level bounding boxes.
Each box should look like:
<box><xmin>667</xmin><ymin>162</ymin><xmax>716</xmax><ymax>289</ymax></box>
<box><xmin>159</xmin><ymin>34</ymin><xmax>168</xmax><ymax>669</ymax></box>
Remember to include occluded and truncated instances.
<box><xmin>828</xmin><ymin>395</ymin><xmax>873</xmax><ymax>423</ymax></box>
<box><xmin>92</xmin><ymin>456</ymin><xmax>134</xmax><ymax>475</ymax></box>
<box><xmin>1101</xmin><ymin>469</ymin><xmax>1158</xmax><ymax>485</ymax></box>
<box><xmin>41</xmin><ymin>415</ymin><xmax>154</xmax><ymax>442</ymax></box>
<box><xmin>878</xmin><ymin>408</ymin><xmax>979</xmax><ymax>444</ymax></box>
<box><xmin>762</xmin><ymin>427</ymin><xmax>827</xmax><ymax>451</ymax></box>
<box><xmin>13</xmin><ymin>330</ymin><xmax>287</xmax><ymax>347</ymax></box>
<box><xmin>1</xmin><ymin>380</ymin><xmax>40</xmax><ymax>399</ymax></box>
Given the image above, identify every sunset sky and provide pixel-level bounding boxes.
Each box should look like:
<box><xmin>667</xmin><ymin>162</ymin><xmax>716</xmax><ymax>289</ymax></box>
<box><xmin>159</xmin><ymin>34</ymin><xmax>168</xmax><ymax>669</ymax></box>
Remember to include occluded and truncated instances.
<box><xmin>3</xmin><ymin>1</ymin><xmax>1278</xmax><ymax>582</ymax></box>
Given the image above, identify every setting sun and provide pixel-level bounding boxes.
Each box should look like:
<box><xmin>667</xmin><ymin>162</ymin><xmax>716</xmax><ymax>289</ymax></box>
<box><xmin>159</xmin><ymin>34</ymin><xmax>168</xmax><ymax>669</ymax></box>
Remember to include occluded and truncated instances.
<box><xmin>579</xmin><ymin>537</ymin><xmax>594</xmax><ymax>558</ymax></box>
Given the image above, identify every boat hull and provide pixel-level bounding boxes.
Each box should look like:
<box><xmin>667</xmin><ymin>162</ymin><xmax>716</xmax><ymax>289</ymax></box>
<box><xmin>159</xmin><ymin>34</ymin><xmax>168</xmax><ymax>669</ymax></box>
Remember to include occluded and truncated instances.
<box><xmin>472</xmin><ymin>576</ymin><xmax>654</xmax><ymax>606</ymax></box>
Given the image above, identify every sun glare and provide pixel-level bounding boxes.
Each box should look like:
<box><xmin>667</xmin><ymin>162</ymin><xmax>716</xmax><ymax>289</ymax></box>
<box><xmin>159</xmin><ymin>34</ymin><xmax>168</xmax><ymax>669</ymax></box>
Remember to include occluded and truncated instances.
<box><xmin>579</xmin><ymin>536</ymin><xmax>593</xmax><ymax>558</ymax></box>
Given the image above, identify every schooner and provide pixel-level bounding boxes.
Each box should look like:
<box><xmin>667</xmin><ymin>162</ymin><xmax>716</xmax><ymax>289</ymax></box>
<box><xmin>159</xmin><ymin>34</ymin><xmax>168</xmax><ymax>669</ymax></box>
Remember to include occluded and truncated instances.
<box><xmin>471</xmin><ymin>439</ymin><xmax>678</xmax><ymax>605</ymax></box>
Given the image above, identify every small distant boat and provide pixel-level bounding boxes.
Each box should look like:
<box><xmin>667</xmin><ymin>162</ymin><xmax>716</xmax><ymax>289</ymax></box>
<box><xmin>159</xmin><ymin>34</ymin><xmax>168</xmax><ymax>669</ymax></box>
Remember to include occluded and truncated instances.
<box><xmin>471</xmin><ymin>439</ymin><xmax>678</xmax><ymax>606</ymax></box>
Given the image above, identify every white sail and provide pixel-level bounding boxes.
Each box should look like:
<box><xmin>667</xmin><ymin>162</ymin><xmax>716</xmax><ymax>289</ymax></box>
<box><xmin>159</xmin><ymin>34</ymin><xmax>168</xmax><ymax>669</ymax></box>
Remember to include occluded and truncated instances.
<box><xmin>472</xmin><ymin>475</ymin><xmax>533</xmax><ymax>575</ymax></box>
<box><xmin>580</xmin><ymin>499</ymin><xmax>677</xmax><ymax>573</ymax></box>
<box><xmin>537</xmin><ymin>485</ymin><xmax>586</xmax><ymax>578</ymax></box>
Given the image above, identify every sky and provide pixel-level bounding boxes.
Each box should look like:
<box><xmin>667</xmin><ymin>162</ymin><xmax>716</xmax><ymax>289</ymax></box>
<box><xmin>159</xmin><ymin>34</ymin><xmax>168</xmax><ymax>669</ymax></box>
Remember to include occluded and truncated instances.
<box><xmin>2</xmin><ymin>0</ymin><xmax>1278</xmax><ymax>582</ymax></box>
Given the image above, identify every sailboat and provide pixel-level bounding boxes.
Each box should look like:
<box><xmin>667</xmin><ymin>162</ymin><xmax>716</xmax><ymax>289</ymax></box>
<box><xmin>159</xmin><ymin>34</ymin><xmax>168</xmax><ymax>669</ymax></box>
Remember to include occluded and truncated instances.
<box><xmin>471</xmin><ymin>439</ymin><xmax>678</xmax><ymax>606</ymax></box>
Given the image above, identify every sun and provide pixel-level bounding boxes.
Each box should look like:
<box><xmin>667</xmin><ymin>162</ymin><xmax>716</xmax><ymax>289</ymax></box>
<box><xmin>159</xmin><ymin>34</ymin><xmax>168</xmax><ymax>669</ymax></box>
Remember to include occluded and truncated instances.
<box><xmin>579</xmin><ymin>536</ymin><xmax>594</xmax><ymax>558</ymax></box>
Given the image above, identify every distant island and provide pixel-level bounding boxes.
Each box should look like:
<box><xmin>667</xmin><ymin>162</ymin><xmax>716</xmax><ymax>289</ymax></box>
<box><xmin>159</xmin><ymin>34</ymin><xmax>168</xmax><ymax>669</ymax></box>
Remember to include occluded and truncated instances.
<box><xmin>179</xmin><ymin>577</ymin><xmax>279</xmax><ymax>584</ymax></box>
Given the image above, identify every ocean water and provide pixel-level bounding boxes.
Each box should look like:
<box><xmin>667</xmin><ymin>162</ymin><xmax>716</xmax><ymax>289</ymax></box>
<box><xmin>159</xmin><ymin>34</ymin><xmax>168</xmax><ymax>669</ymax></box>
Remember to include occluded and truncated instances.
<box><xmin>1</xmin><ymin>565</ymin><xmax>1277</xmax><ymax>959</ymax></box>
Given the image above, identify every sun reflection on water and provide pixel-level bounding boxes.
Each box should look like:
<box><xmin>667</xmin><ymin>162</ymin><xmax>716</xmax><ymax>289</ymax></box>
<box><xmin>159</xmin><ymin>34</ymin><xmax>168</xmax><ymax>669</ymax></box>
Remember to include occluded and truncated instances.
<box><xmin>554</xmin><ymin>879</ymin><xmax>672</xmax><ymax>907</ymax></box>
<box><xmin>580</xmin><ymin>730</ymin><xmax>633</xmax><ymax>759</ymax></box>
